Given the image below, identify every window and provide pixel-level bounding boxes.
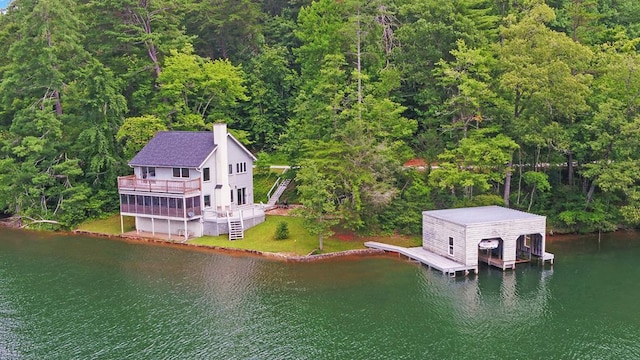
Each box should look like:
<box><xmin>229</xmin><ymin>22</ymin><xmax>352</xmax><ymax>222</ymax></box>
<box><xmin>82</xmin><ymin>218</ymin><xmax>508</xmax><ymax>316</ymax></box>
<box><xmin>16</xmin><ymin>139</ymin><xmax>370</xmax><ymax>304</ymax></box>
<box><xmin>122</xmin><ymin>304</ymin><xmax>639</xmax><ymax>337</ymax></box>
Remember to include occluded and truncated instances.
<box><xmin>237</xmin><ymin>187</ymin><xmax>247</xmax><ymax>205</ymax></box>
<box><xmin>141</xmin><ymin>166</ymin><xmax>155</xmax><ymax>179</ymax></box>
<box><xmin>230</xmin><ymin>189</ymin><xmax>234</xmax><ymax>203</ymax></box>
<box><xmin>173</xmin><ymin>167</ymin><xmax>189</xmax><ymax>178</ymax></box>
<box><xmin>236</xmin><ymin>162</ymin><xmax>247</xmax><ymax>173</ymax></box>
<box><xmin>448</xmin><ymin>237</ymin><xmax>454</xmax><ymax>256</ymax></box>
<box><xmin>228</xmin><ymin>164</ymin><xmax>233</xmax><ymax>174</ymax></box>
<box><xmin>203</xmin><ymin>168</ymin><xmax>210</xmax><ymax>182</ymax></box>
<box><xmin>204</xmin><ymin>195</ymin><xmax>211</xmax><ymax>207</ymax></box>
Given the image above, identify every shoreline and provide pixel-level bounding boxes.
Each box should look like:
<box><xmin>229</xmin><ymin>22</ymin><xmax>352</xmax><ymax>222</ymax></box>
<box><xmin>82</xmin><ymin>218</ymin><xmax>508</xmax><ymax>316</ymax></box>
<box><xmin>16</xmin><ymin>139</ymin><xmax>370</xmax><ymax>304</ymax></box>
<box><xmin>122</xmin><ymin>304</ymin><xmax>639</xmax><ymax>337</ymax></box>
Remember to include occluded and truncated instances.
<box><xmin>71</xmin><ymin>229</ymin><xmax>388</xmax><ymax>262</ymax></box>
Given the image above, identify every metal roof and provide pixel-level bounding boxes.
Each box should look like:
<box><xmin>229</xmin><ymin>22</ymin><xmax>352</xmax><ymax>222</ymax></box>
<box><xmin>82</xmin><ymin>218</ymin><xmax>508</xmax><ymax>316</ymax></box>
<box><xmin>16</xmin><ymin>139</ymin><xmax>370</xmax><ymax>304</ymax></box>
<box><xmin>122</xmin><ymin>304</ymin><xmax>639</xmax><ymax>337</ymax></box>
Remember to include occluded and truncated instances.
<box><xmin>128</xmin><ymin>131</ymin><xmax>216</xmax><ymax>168</ymax></box>
<box><xmin>422</xmin><ymin>206</ymin><xmax>544</xmax><ymax>226</ymax></box>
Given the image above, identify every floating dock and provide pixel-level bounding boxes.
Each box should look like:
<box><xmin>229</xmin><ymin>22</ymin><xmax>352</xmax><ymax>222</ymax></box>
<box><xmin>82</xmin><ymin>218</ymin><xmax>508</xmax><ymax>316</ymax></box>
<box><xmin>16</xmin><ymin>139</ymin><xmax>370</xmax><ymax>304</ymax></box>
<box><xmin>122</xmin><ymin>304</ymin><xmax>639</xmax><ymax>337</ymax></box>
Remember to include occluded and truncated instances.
<box><xmin>364</xmin><ymin>242</ymin><xmax>477</xmax><ymax>276</ymax></box>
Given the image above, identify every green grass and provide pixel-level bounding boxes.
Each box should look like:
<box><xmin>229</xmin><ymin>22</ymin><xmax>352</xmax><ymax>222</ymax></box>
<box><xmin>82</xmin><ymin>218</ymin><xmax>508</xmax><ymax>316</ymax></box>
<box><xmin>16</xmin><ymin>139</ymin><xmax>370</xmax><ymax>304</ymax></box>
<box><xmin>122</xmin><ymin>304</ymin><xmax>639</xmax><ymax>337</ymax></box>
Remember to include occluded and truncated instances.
<box><xmin>253</xmin><ymin>171</ymin><xmax>280</xmax><ymax>203</ymax></box>
<box><xmin>190</xmin><ymin>215</ymin><xmax>365</xmax><ymax>255</ymax></box>
<box><xmin>76</xmin><ymin>213</ymin><xmax>421</xmax><ymax>256</ymax></box>
<box><xmin>76</xmin><ymin>215</ymin><xmax>135</xmax><ymax>235</ymax></box>
<box><xmin>254</xmin><ymin>169</ymin><xmax>298</xmax><ymax>204</ymax></box>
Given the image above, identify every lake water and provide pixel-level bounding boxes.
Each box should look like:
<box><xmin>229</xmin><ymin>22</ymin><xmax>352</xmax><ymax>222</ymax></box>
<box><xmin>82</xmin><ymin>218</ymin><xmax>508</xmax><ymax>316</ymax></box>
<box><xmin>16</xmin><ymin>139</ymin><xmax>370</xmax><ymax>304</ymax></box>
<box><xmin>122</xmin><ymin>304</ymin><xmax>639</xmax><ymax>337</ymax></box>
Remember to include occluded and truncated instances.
<box><xmin>0</xmin><ymin>229</ymin><xmax>639</xmax><ymax>359</ymax></box>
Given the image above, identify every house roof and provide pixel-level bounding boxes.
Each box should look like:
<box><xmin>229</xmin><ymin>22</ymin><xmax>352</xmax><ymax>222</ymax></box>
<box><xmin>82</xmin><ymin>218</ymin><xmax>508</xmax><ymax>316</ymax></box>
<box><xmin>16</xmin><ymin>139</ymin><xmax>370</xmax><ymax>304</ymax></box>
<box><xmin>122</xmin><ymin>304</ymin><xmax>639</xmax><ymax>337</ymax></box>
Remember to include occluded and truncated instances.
<box><xmin>129</xmin><ymin>131</ymin><xmax>216</xmax><ymax>168</ymax></box>
<box><xmin>423</xmin><ymin>206</ymin><xmax>544</xmax><ymax>226</ymax></box>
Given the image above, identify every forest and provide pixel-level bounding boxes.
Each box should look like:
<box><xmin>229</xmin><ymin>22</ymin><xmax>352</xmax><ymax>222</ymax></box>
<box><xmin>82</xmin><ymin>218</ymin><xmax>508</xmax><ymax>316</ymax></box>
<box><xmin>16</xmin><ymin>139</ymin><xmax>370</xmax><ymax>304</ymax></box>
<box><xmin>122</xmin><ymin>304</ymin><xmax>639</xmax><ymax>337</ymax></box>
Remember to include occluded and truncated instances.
<box><xmin>0</xmin><ymin>0</ymin><xmax>639</xmax><ymax>234</ymax></box>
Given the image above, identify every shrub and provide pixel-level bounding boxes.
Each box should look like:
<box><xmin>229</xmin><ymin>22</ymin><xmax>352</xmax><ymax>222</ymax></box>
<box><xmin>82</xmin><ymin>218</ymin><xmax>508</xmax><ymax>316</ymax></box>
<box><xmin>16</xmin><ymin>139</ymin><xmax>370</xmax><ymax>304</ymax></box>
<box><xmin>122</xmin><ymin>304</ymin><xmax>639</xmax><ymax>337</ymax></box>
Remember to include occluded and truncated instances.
<box><xmin>274</xmin><ymin>221</ymin><xmax>289</xmax><ymax>240</ymax></box>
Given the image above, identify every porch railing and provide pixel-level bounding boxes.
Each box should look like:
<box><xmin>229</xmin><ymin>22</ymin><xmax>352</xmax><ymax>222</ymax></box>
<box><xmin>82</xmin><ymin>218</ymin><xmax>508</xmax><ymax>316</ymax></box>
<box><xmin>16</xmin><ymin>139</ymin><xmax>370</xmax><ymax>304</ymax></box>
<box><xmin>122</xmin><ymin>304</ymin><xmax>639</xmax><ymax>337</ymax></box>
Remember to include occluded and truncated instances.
<box><xmin>203</xmin><ymin>205</ymin><xmax>265</xmax><ymax>220</ymax></box>
<box><xmin>118</xmin><ymin>175</ymin><xmax>201</xmax><ymax>194</ymax></box>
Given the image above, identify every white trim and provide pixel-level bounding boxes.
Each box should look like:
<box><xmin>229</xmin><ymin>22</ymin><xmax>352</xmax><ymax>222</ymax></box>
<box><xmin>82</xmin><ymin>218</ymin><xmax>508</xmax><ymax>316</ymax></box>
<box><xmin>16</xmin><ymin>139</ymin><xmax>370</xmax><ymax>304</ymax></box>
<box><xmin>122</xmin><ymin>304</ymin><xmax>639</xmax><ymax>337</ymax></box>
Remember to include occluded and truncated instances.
<box><xmin>227</xmin><ymin>133</ymin><xmax>257</xmax><ymax>161</ymax></box>
<box><xmin>197</xmin><ymin>147</ymin><xmax>217</xmax><ymax>170</ymax></box>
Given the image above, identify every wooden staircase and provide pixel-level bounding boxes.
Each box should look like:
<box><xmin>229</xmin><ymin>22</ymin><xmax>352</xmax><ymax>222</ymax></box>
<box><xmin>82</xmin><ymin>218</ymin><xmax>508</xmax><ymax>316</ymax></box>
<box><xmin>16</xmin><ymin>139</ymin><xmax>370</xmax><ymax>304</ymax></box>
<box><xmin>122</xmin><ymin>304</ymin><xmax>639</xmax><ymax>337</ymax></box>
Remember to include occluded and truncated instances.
<box><xmin>228</xmin><ymin>215</ymin><xmax>244</xmax><ymax>240</ymax></box>
<box><xmin>266</xmin><ymin>178</ymin><xmax>291</xmax><ymax>208</ymax></box>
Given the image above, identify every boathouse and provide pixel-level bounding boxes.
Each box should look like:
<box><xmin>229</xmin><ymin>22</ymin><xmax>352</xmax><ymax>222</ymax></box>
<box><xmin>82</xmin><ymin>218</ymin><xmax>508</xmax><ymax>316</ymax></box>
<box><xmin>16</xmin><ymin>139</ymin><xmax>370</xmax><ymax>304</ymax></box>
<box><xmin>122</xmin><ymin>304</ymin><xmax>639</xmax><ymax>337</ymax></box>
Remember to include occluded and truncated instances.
<box><xmin>422</xmin><ymin>206</ymin><xmax>554</xmax><ymax>271</ymax></box>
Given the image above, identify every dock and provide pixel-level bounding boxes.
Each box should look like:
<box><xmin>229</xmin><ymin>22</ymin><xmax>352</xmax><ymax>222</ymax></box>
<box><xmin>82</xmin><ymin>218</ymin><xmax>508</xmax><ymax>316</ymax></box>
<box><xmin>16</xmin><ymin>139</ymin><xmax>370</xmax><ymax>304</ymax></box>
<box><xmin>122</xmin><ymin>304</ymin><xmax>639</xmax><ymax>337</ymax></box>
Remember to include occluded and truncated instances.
<box><xmin>364</xmin><ymin>242</ymin><xmax>477</xmax><ymax>276</ymax></box>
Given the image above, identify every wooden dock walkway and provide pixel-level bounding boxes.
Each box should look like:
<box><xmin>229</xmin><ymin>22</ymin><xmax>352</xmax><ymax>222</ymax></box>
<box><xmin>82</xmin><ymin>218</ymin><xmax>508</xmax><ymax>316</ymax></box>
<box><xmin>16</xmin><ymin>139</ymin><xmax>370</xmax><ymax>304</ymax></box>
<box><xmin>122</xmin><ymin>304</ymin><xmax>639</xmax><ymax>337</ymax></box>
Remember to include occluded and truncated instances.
<box><xmin>364</xmin><ymin>242</ymin><xmax>477</xmax><ymax>276</ymax></box>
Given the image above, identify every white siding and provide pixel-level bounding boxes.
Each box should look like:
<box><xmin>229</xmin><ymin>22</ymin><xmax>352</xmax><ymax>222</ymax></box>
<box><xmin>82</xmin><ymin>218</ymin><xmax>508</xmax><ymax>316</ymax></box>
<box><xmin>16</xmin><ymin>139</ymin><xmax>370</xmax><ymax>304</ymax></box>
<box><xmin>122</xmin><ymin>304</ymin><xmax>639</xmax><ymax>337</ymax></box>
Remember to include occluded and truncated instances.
<box><xmin>200</xmin><ymin>154</ymin><xmax>217</xmax><ymax>209</ymax></box>
<box><xmin>227</xmin><ymin>138</ymin><xmax>255</xmax><ymax>205</ymax></box>
<box><xmin>465</xmin><ymin>217</ymin><xmax>545</xmax><ymax>264</ymax></box>
<box><xmin>134</xmin><ymin>166</ymin><xmax>198</xmax><ymax>181</ymax></box>
<box><xmin>423</xmin><ymin>210</ymin><xmax>546</xmax><ymax>267</ymax></box>
<box><xmin>423</xmin><ymin>216</ymin><xmax>467</xmax><ymax>264</ymax></box>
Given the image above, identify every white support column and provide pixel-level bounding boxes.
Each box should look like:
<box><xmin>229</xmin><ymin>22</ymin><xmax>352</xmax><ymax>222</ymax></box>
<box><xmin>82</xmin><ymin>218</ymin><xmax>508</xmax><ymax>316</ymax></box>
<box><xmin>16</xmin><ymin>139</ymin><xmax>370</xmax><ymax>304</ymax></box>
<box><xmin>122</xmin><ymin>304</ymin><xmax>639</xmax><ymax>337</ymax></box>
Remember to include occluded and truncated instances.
<box><xmin>183</xmin><ymin>197</ymin><xmax>188</xmax><ymax>241</ymax></box>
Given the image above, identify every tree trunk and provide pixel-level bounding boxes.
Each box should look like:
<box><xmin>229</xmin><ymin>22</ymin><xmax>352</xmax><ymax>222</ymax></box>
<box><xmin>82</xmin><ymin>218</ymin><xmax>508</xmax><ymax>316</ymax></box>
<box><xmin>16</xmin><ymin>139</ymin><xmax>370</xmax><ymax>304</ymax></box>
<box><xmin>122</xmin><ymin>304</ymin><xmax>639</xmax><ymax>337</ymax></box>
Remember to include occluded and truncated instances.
<box><xmin>585</xmin><ymin>181</ymin><xmax>596</xmax><ymax>206</ymax></box>
<box><xmin>528</xmin><ymin>185</ymin><xmax>536</xmax><ymax>212</ymax></box>
<box><xmin>318</xmin><ymin>233</ymin><xmax>323</xmax><ymax>251</ymax></box>
<box><xmin>567</xmin><ymin>151</ymin><xmax>574</xmax><ymax>187</ymax></box>
<box><xmin>504</xmin><ymin>159</ymin><xmax>512</xmax><ymax>207</ymax></box>
<box><xmin>516</xmin><ymin>150</ymin><xmax>523</xmax><ymax>206</ymax></box>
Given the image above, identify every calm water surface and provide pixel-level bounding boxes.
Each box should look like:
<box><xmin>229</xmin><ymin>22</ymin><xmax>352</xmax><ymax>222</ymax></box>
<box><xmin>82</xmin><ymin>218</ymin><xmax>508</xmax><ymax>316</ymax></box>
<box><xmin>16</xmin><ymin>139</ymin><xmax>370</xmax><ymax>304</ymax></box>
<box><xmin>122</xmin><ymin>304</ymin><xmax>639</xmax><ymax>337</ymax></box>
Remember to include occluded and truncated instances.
<box><xmin>0</xmin><ymin>229</ymin><xmax>639</xmax><ymax>359</ymax></box>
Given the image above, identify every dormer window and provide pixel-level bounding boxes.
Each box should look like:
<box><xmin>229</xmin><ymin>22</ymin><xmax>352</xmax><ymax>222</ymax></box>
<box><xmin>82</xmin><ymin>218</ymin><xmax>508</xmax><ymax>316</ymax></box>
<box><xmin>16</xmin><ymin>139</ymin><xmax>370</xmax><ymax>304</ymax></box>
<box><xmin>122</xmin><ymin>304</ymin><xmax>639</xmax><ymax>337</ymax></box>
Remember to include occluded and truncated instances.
<box><xmin>173</xmin><ymin>167</ymin><xmax>189</xmax><ymax>178</ymax></box>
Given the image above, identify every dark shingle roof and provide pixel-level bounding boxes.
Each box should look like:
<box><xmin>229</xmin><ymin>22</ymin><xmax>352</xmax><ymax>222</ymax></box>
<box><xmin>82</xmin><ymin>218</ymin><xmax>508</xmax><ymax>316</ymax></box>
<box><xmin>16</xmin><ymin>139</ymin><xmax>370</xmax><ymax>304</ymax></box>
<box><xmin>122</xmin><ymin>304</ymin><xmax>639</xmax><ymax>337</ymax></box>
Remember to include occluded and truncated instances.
<box><xmin>128</xmin><ymin>131</ymin><xmax>217</xmax><ymax>168</ymax></box>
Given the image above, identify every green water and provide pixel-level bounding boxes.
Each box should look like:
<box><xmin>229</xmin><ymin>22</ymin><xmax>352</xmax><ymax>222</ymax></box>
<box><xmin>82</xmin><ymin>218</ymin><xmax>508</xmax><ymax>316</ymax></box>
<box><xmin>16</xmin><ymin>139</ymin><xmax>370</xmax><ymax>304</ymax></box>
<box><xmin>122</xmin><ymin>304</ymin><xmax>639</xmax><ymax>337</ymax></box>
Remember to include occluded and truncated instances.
<box><xmin>1</xmin><ymin>229</ymin><xmax>639</xmax><ymax>359</ymax></box>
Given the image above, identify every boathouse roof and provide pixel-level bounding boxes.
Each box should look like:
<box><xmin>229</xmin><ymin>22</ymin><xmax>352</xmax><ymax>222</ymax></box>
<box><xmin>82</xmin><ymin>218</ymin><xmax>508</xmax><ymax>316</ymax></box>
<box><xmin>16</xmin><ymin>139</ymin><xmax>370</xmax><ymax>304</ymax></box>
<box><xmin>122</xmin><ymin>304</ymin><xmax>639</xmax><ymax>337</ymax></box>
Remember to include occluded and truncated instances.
<box><xmin>129</xmin><ymin>131</ymin><xmax>216</xmax><ymax>168</ymax></box>
<box><xmin>423</xmin><ymin>206</ymin><xmax>544</xmax><ymax>226</ymax></box>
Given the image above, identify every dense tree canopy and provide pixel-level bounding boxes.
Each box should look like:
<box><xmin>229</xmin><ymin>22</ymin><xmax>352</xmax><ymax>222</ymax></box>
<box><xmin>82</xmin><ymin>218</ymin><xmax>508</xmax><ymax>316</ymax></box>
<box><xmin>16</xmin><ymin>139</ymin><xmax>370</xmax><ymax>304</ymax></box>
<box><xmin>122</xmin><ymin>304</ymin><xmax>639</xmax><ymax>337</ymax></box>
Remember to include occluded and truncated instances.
<box><xmin>1</xmin><ymin>0</ymin><xmax>639</xmax><ymax>233</ymax></box>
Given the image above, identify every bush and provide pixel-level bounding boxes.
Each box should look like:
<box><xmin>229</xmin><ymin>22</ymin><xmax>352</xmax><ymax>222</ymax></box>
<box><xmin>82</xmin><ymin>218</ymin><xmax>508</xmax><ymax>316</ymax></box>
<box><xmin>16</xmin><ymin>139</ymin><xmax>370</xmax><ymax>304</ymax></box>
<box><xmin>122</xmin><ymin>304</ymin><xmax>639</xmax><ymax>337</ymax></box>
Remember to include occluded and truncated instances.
<box><xmin>274</xmin><ymin>221</ymin><xmax>289</xmax><ymax>240</ymax></box>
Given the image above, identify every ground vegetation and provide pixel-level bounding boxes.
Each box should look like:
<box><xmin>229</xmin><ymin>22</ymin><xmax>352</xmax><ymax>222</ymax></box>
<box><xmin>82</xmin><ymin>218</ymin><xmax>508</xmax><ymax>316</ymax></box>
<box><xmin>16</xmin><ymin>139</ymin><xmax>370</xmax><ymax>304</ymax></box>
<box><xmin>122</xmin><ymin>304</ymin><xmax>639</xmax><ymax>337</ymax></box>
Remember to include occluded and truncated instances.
<box><xmin>1</xmin><ymin>0</ymin><xmax>639</xmax><ymax>234</ymax></box>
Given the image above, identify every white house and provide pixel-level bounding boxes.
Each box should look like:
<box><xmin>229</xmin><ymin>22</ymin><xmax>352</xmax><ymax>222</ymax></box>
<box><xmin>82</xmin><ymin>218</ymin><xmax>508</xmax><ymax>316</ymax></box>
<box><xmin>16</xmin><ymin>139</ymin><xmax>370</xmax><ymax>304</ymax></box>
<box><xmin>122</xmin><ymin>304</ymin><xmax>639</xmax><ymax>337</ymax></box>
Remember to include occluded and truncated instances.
<box><xmin>117</xmin><ymin>123</ymin><xmax>264</xmax><ymax>241</ymax></box>
<box><xmin>422</xmin><ymin>206</ymin><xmax>554</xmax><ymax>271</ymax></box>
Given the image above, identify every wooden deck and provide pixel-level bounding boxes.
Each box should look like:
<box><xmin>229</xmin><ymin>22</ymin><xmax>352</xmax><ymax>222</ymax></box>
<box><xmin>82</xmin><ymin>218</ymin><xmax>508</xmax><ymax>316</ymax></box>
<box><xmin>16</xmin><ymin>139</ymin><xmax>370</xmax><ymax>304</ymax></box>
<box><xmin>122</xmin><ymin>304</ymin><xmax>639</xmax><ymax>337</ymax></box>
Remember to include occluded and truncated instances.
<box><xmin>364</xmin><ymin>242</ymin><xmax>477</xmax><ymax>276</ymax></box>
<box><xmin>478</xmin><ymin>253</ymin><xmax>518</xmax><ymax>270</ymax></box>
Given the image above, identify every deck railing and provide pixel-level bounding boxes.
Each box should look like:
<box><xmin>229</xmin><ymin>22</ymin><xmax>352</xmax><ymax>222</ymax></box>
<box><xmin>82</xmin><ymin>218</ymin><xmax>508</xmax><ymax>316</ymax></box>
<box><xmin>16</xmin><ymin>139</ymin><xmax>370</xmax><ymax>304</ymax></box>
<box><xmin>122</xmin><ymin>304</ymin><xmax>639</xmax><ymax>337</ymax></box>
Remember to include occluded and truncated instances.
<box><xmin>203</xmin><ymin>205</ymin><xmax>265</xmax><ymax>220</ymax></box>
<box><xmin>117</xmin><ymin>175</ymin><xmax>201</xmax><ymax>194</ymax></box>
<box><xmin>120</xmin><ymin>204</ymin><xmax>202</xmax><ymax>218</ymax></box>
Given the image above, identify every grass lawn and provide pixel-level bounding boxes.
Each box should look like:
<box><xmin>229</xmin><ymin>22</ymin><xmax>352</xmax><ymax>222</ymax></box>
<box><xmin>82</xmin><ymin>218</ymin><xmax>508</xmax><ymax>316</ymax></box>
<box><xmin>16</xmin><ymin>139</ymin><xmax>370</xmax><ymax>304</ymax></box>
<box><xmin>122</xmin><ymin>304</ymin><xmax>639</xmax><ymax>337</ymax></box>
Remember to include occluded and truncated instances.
<box><xmin>76</xmin><ymin>214</ymin><xmax>421</xmax><ymax>256</ymax></box>
<box><xmin>76</xmin><ymin>215</ymin><xmax>135</xmax><ymax>235</ymax></box>
<box><xmin>190</xmin><ymin>215</ymin><xmax>367</xmax><ymax>255</ymax></box>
